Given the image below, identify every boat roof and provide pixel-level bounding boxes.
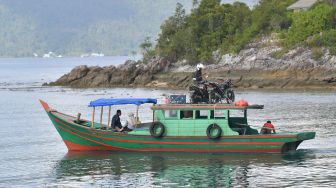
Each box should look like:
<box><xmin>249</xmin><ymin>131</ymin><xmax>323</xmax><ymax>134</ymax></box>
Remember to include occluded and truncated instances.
<box><xmin>151</xmin><ymin>104</ymin><xmax>264</xmax><ymax>110</ymax></box>
<box><xmin>89</xmin><ymin>98</ymin><xmax>157</xmax><ymax>107</ymax></box>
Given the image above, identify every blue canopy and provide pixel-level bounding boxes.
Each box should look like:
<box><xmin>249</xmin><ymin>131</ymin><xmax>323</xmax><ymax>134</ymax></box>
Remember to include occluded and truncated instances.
<box><xmin>89</xmin><ymin>98</ymin><xmax>157</xmax><ymax>107</ymax></box>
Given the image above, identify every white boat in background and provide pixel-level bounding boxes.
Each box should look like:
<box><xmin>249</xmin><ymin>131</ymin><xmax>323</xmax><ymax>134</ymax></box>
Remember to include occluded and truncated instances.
<box><xmin>91</xmin><ymin>53</ymin><xmax>104</xmax><ymax>57</ymax></box>
<box><xmin>80</xmin><ymin>53</ymin><xmax>105</xmax><ymax>58</ymax></box>
<box><xmin>42</xmin><ymin>51</ymin><xmax>63</xmax><ymax>58</ymax></box>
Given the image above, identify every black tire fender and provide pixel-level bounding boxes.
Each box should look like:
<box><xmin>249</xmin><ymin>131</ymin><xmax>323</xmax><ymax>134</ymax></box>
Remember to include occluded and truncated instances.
<box><xmin>206</xmin><ymin>124</ymin><xmax>222</xmax><ymax>139</ymax></box>
<box><xmin>150</xmin><ymin>122</ymin><xmax>165</xmax><ymax>138</ymax></box>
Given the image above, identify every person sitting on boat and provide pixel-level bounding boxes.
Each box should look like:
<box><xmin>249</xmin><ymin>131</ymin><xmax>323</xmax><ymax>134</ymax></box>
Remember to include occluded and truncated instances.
<box><xmin>192</xmin><ymin>63</ymin><xmax>206</xmax><ymax>85</ymax></box>
<box><xmin>111</xmin><ymin>110</ymin><xmax>123</xmax><ymax>132</ymax></box>
<box><xmin>260</xmin><ymin>120</ymin><xmax>276</xmax><ymax>134</ymax></box>
<box><xmin>123</xmin><ymin>112</ymin><xmax>136</xmax><ymax>131</ymax></box>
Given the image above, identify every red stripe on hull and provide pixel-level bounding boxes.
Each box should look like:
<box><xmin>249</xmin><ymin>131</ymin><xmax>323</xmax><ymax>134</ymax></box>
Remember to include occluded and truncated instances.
<box><xmin>89</xmin><ymin>128</ymin><xmax>296</xmax><ymax>139</ymax></box>
<box><xmin>132</xmin><ymin>148</ymin><xmax>281</xmax><ymax>153</ymax></box>
<box><xmin>63</xmin><ymin>140</ymin><xmax>281</xmax><ymax>153</ymax></box>
<box><xmin>64</xmin><ymin>140</ymin><xmax>123</xmax><ymax>151</ymax></box>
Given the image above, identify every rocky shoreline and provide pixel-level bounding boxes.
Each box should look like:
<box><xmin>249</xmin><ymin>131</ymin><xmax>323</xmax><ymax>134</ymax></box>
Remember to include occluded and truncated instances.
<box><xmin>47</xmin><ymin>36</ymin><xmax>336</xmax><ymax>90</ymax></box>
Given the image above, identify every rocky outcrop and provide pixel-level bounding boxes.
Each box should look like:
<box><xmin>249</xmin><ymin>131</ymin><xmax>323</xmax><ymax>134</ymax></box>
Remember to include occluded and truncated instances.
<box><xmin>48</xmin><ymin>35</ymin><xmax>336</xmax><ymax>90</ymax></box>
<box><xmin>48</xmin><ymin>58</ymin><xmax>173</xmax><ymax>88</ymax></box>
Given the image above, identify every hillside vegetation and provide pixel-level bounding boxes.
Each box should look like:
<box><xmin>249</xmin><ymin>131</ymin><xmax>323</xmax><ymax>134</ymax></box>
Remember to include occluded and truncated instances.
<box><xmin>0</xmin><ymin>0</ymin><xmax>193</xmax><ymax>57</ymax></box>
<box><xmin>149</xmin><ymin>0</ymin><xmax>336</xmax><ymax>64</ymax></box>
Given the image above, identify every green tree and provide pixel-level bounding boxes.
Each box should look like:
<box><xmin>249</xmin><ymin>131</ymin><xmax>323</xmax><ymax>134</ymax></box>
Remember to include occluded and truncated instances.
<box><xmin>157</xmin><ymin>3</ymin><xmax>187</xmax><ymax>61</ymax></box>
<box><xmin>284</xmin><ymin>3</ymin><xmax>336</xmax><ymax>47</ymax></box>
<box><xmin>154</xmin><ymin>0</ymin><xmax>336</xmax><ymax>64</ymax></box>
<box><xmin>140</xmin><ymin>37</ymin><xmax>155</xmax><ymax>62</ymax></box>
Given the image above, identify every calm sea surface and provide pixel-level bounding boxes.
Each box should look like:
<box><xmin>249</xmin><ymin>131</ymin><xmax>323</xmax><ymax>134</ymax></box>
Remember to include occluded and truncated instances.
<box><xmin>0</xmin><ymin>57</ymin><xmax>335</xmax><ymax>187</ymax></box>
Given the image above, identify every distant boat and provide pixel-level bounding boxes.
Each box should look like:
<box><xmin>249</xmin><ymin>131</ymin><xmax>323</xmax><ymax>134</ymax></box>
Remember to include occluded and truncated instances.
<box><xmin>80</xmin><ymin>54</ymin><xmax>90</xmax><ymax>58</ymax></box>
<box><xmin>90</xmin><ymin>53</ymin><xmax>104</xmax><ymax>57</ymax></box>
<box><xmin>42</xmin><ymin>51</ymin><xmax>62</xmax><ymax>58</ymax></box>
<box><xmin>40</xmin><ymin>98</ymin><xmax>315</xmax><ymax>153</ymax></box>
<box><xmin>80</xmin><ymin>53</ymin><xmax>104</xmax><ymax>58</ymax></box>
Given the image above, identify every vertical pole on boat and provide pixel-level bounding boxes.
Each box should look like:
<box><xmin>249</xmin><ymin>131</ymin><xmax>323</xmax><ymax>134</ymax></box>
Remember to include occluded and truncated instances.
<box><xmin>107</xmin><ymin>106</ymin><xmax>111</xmax><ymax>128</ymax></box>
<box><xmin>100</xmin><ymin>106</ymin><xmax>103</xmax><ymax>128</ymax></box>
<box><xmin>213</xmin><ymin>104</ymin><xmax>216</xmax><ymax>124</ymax></box>
<box><xmin>136</xmin><ymin>105</ymin><xmax>139</xmax><ymax>123</ymax></box>
<box><xmin>152</xmin><ymin>105</ymin><xmax>155</xmax><ymax>122</ymax></box>
<box><xmin>91</xmin><ymin>107</ymin><xmax>95</xmax><ymax>128</ymax></box>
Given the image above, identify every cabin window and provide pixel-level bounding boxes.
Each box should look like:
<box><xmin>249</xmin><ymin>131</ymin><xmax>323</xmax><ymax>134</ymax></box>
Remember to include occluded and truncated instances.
<box><xmin>164</xmin><ymin>110</ymin><xmax>178</xmax><ymax>119</ymax></box>
<box><xmin>180</xmin><ymin>110</ymin><xmax>193</xmax><ymax>119</ymax></box>
<box><xmin>229</xmin><ymin>110</ymin><xmax>245</xmax><ymax>118</ymax></box>
<box><xmin>195</xmin><ymin>110</ymin><xmax>208</xmax><ymax>119</ymax></box>
<box><xmin>210</xmin><ymin>110</ymin><xmax>226</xmax><ymax>119</ymax></box>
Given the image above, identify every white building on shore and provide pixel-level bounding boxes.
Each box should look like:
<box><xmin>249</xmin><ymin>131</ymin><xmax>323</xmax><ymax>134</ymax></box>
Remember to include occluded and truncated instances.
<box><xmin>287</xmin><ymin>0</ymin><xmax>318</xmax><ymax>11</ymax></box>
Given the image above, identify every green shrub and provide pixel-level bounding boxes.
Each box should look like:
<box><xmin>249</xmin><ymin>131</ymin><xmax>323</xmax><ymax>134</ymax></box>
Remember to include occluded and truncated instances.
<box><xmin>284</xmin><ymin>4</ymin><xmax>336</xmax><ymax>47</ymax></box>
<box><xmin>271</xmin><ymin>49</ymin><xmax>288</xmax><ymax>59</ymax></box>
<box><xmin>311</xmin><ymin>47</ymin><xmax>323</xmax><ymax>60</ymax></box>
<box><xmin>307</xmin><ymin>29</ymin><xmax>336</xmax><ymax>56</ymax></box>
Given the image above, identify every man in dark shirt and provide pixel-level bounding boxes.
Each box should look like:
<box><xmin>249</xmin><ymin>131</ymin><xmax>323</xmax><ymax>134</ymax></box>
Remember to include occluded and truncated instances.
<box><xmin>111</xmin><ymin>110</ymin><xmax>123</xmax><ymax>132</ymax></box>
<box><xmin>192</xmin><ymin>63</ymin><xmax>204</xmax><ymax>84</ymax></box>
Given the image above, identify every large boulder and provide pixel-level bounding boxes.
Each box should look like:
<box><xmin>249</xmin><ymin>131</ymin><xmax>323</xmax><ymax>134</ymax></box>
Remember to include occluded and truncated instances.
<box><xmin>51</xmin><ymin>65</ymin><xmax>90</xmax><ymax>86</ymax></box>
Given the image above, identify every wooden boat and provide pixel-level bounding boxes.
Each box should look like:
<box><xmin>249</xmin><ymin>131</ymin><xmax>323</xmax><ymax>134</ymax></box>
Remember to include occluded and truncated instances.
<box><xmin>40</xmin><ymin>98</ymin><xmax>315</xmax><ymax>153</ymax></box>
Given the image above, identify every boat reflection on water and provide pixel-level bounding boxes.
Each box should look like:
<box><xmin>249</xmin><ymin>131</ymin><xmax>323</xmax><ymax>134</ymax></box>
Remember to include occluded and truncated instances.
<box><xmin>51</xmin><ymin>150</ymin><xmax>316</xmax><ymax>187</ymax></box>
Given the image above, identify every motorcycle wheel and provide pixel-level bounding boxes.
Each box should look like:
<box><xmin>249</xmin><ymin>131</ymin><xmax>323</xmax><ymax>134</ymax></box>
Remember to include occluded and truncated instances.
<box><xmin>191</xmin><ymin>93</ymin><xmax>202</xmax><ymax>104</ymax></box>
<box><xmin>226</xmin><ymin>90</ymin><xmax>235</xmax><ymax>104</ymax></box>
<box><xmin>210</xmin><ymin>90</ymin><xmax>224</xmax><ymax>104</ymax></box>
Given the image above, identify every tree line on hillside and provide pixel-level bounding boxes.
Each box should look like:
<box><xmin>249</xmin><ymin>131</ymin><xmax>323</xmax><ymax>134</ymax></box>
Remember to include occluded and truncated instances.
<box><xmin>0</xmin><ymin>0</ymin><xmax>192</xmax><ymax>57</ymax></box>
<box><xmin>140</xmin><ymin>0</ymin><xmax>336</xmax><ymax>64</ymax></box>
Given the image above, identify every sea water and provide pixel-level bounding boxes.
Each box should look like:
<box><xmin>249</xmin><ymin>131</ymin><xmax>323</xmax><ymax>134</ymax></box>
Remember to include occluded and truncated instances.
<box><xmin>0</xmin><ymin>57</ymin><xmax>335</xmax><ymax>187</ymax></box>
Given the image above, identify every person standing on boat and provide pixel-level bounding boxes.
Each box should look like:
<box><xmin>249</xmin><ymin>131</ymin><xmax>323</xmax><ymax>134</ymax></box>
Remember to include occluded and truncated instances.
<box><xmin>123</xmin><ymin>112</ymin><xmax>136</xmax><ymax>131</ymax></box>
<box><xmin>260</xmin><ymin>120</ymin><xmax>276</xmax><ymax>134</ymax></box>
<box><xmin>111</xmin><ymin>110</ymin><xmax>123</xmax><ymax>132</ymax></box>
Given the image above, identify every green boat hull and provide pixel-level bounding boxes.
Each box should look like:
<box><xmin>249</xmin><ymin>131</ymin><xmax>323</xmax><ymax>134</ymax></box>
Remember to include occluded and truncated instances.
<box><xmin>44</xmin><ymin>112</ymin><xmax>314</xmax><ymax>153</ymax></box>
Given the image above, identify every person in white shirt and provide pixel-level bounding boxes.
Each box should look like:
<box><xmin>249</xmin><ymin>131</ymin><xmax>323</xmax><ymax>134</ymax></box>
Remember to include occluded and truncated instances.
<box><xmin>123</xmin><ymin>112</ymin><xmax>136</xmax><ymax>131</ymax></box>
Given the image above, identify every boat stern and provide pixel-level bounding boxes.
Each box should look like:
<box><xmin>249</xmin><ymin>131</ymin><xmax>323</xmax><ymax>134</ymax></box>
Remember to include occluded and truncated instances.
<box><xmin>281</xmin><ymin>132</ymin><xmax>316</xmax><ymax>153</ymax></box>
<box><xmin>297</xmin><ymin>132</ymin><xmax>316</xmax><ymax>141</ymax></box>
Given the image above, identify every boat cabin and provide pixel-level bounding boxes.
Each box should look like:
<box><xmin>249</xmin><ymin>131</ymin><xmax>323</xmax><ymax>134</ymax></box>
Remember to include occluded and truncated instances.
<box><xmin>149</xmin><ymin>104</ymin><xmax>263</xmax><ymax>137</ymax></box>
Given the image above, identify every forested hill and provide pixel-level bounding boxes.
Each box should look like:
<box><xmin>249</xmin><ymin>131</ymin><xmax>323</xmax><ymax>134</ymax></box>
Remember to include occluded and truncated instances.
<box><xmin>0</xmin><ymin>0</ymin><xmax>196</xmax><ymax>57</ymax></box>
<box><xmin>147</xmin><ymin>0</ymin><xmax>336</xmax><ymax>64</ymax></box>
